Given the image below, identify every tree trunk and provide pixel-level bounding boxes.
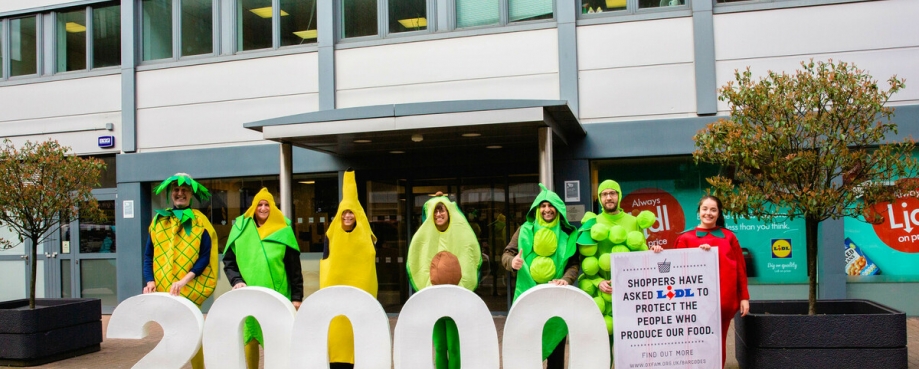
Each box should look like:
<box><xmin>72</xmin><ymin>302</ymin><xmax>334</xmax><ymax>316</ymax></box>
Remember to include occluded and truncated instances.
<box><xmin>806</xmin><ymin>217</ymin><xmax>819</xmax><ymax>315</ymax></box>
<box><xmin>30</xmin><ymin>235</ymin><xmax>38</xmax><ymax>310</ymax></box>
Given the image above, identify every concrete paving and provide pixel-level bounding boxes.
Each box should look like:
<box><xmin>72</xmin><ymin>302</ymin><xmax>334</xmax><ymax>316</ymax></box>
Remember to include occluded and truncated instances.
<box><xmin>5</xmin><ymin>315</ymin><xmax>918</xmax><ymax>368</ymax></box>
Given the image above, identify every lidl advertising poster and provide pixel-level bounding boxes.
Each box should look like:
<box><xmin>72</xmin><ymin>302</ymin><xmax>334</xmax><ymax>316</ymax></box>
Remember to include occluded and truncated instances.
<box><xmin>843</xmin><ymin>187</ymin><xmax>919</xmax><ymax>276</ymax></box>
<box><xmin>617</xmin><ymin>186</ymin><xmax>807</xmax><ymax>283</ymax></box>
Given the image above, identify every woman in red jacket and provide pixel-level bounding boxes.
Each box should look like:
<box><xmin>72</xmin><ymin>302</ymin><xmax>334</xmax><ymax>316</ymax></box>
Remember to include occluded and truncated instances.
<box><xmin>674</xmin><ymin>195</ymin><xmax>750</xmax><ymax>368</ymax></box>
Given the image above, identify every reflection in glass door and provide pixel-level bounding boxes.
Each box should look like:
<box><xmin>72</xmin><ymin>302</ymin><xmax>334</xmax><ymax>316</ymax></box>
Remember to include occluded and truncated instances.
<box><xmin>366</xmin><ymin>179</ymin><xmax>408</xmax><ymax>313</ymax></box>
<box><xmin>59</xmin><ymin>194</ymin><xmax>118</xmax><ymax>312</ymax></box>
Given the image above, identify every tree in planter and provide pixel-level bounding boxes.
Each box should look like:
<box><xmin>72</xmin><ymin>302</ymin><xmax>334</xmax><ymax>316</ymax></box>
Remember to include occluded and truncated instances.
<box><xmin>0</xmin><ymin>139</ymin><xmax>105</xmax><ymax>309</ymax></box>
<box><xmin>693</xmin><ymin>60</ymin><xmax>918</xmax><ymax>315</ymax></box>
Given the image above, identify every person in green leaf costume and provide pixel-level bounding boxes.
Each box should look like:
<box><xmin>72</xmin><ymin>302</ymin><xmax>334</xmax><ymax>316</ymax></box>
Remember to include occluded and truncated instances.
<box><xmin>406</xmin><ymin>193</ymin><xmax>482</xmax><ymax>369</ymax></box>
<box><xmin>575</xmin><ymin>179</ymin><xmax>657</xmax><ymax>347</ymax></box>
<box><xmin>501</xmin><ymin>183</ymin><xmax>577</xmax><ymax>369</ymax></box>
<box><xmin>142</xmin><ymin>173</ymin><xmax>219</xmax><ymax>369</ymax></box>
<box><xmin>223</xmin><ymin>188</ymin><xmax>303</xmax><ymax>369</ymax></box>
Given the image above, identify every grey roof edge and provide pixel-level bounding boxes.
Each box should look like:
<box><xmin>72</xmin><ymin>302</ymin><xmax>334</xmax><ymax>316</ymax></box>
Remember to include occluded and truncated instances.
<box><xmin>244</xmin><ymin>99</ymin><xmax>580</xmax><ymax>130</ymax></box>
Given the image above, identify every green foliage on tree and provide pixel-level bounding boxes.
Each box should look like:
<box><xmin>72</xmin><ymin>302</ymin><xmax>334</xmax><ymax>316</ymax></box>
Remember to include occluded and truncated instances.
<box><xmin>693</xmin><ymin>60</ymin><xmax>918</xmax><ymax>315</ymax></box>
<box><xmin>0</xmin><ymin>139</ymin><xmax>105</xmax><ymax>309</ymax></box>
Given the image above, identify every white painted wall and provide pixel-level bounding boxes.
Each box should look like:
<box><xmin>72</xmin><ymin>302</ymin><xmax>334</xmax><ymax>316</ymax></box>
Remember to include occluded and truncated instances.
<box><xmin>714</xmin><ymin>0</ymin><xmax>919</xmax><ymax>111</ymax></box>
<box><xmin>576</xmin><ymin>17</ymin><xmax>696</xmax><ymax>121</ymax></box>
<box><xmin>136</xmin><ymin>94</ymin><xmax>318</xmax><ymax>151</ymax></box>
<box><xmin>0</xmin><ymin>0</ymin><xmax>82</xmax><ymax>14</ymax></box>
<box><xmin>336</xmin><ymin>29</ymin><xmax>560</xmax><ymax>107</ymax></box>
<box><xmin>137</xmin><ymin>54</ymin><xmax>319</xmax><ymax>109</ymax></box>
<box><xmin>135</xmin><ymin>54</ymin><xmax>320</xmax><ymax>150</ymax></box>
<box><xmin>0</xmin><ymin>75</ymin><xmax>121</xmax><ymax>155</ymax></box>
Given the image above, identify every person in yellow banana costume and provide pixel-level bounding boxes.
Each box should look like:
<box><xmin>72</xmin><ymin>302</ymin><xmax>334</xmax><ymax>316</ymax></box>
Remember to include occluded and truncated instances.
<box><xmin>320</xmin><ymin>170</ymin><xmax>378</xmax><ymax>369</ymax></box>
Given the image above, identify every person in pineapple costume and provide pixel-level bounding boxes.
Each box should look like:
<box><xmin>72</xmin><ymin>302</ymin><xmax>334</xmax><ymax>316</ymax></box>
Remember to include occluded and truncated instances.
<box><xmin>501</xmin><ymin>183</ymin><xmax>578</xmax><ymax>369</ymax></box>
<box><xmin>406</xmin><ymin>193</ymin><xmax>482</xmax><ymax>369</ymax></box>
<box><xmin>142</xmin><ymin>173</ymin><xmax>219</xmax><ymax>369</ymax></box>
<box><xmin>223</xmin><ymin>188</ymin><xmax>303</xmax><ymax>369</ymax></box>
<box><xmin>575</xmin><ymin>179</ymin><xmax>657</xmax><ymax>351</ymax></box>
<box><xmin>320</xmin><ymin>170</ymin><xmax>378</xmax><ymax>369</ymax></box>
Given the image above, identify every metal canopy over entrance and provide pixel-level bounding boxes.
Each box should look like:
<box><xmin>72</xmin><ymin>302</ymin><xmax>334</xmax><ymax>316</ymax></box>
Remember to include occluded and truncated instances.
<box><xmin>244</xmin><ymin>98</ymin><xmax>585</xmax><ymax>229</ymax></box>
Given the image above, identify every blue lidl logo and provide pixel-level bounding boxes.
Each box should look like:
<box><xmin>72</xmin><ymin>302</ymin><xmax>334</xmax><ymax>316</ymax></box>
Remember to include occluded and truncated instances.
<box><xmin>656</xmin><ymin>285</ymin><xmax>695</xmax><ymax>300</ymax></box>
<box><xmin>771</xmin><ymin>239</ymin><xmax>792</xmax><ymax>258</ymax></box>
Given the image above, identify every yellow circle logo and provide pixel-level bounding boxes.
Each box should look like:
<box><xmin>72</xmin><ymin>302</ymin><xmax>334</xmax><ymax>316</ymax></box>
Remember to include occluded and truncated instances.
<box><xmin>771</xmin><ymin>239</ymin><xmax>792</xmax><ymax>258</ymax></box>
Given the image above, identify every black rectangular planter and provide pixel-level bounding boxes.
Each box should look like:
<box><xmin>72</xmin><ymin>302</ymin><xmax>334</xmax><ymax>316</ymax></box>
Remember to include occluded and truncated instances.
<box><xmin>0</xmin><ymin>298</ymin><xmax>103</xmax><ymax>367</ymax></box>
<box><xmin>734</xmin><ymin>299</ymin><xmax>907</xmax><ymax>369</ymax></box>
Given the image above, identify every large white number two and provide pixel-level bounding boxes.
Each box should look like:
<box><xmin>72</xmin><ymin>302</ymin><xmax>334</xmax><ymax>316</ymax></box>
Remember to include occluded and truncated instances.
<box><xmin>106</xmin><ymin>293</ymin><xmax>204</xmax><ymax>369</ymax></box>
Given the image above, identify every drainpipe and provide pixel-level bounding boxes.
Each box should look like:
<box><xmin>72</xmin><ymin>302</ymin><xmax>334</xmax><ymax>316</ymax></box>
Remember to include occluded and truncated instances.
<box><xmin>280</xmin><ymin>143</ymin><xmax>293</xmax><ymax>219</ymax></box>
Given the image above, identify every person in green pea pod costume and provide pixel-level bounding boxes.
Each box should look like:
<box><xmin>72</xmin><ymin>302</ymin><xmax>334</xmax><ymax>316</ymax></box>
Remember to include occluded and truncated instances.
<box><xmin>501</xmin><ymin>183</ymin><xmax>577</xmax><ymax>369</ymax></box>
<box><xmin>575</xmin><ymin>179</ymin><xmax>657</xmax><ymax>345</ymax></box>
<box><xmin>406</xmin><ymin>193</ymin><xmax>482</xmax><ymax>369</ymax></box>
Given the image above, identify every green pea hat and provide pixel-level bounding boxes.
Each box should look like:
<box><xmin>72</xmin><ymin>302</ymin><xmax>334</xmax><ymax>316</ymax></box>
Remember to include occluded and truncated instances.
<box><xmin>597</xmin><ymin>179</ymin><xmax>622</xmax><ymax>209</ymax></box>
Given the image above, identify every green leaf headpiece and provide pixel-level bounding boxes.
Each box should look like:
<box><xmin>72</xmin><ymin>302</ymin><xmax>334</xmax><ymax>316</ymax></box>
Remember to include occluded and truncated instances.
<box><xmin>153</xmin><ymin>173</ymin><xmax>211</xmax><ymax>203</ymax></box>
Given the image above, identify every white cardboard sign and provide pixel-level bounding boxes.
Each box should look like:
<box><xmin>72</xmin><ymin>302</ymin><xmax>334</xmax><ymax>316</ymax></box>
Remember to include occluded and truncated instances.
<box><xmin>611</xmin><ymin>248</ymin><xmax>722</xmax><ymax>369</ymax></box>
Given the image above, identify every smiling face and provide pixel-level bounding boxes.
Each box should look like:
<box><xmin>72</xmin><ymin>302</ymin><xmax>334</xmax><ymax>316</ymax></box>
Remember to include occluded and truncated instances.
<box><xmin>539</xmin><ymin>201</ymin><xmax>557</xmax><ymax>223</ymax></box>
<box><xmin>600</xmin><ymin>189</ymin><xmax>619</xmax><ymax>214</ymax></box>
<box><xmin>698</xmin><ymin>198</ymin><xmax>720</xmax><ymax>229</ymax></box>
<box><xmin>255</xmin><ymin>200</ymin><xmax>270</xmax><ymax>225</ymax></box>
<box><xmin>341</xmin><ymin>210</ymin><xmax>355</xmax><ymax>231</ymax></box>
<box><xmin>171</xmin><ymin>185</ymin><xmax>193</xmax><ymax>208</ymax></box>
<box><xmin>434</xmin><ymin>203</ymin><xmax>450</xmax><ymax>232</ymax></box>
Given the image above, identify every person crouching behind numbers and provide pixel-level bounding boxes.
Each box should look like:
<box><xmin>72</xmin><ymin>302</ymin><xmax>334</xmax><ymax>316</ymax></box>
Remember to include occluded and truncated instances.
<box><xmin>223</xmin><ymin>188</ymin><xmax>303</xmax><ymax>369</ymax></box>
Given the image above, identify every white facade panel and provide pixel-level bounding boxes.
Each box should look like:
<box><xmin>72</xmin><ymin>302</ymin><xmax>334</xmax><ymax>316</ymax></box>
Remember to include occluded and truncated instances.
<box><xmin>136</xmin><ymin>53</ymin><xmax>319</xmax><ymax>109</ymax></box>
<box><xmin>0</xmin><ymin>75</ymin><xmax>120</xmax><ymax>123</ymax></box>
<box><xmin>0</xmin><ymin>0</ymin><xmax>78</xmax><ymax>13</ymax></box>
<box><xmin>136</xmin><ymin>94</ymin><xmax>318</xmax><ymax>151</ymax></box>
<box><xmin>577</xmin><ymin>17</ymin><xmax>695</xmax><ymax>71</ymax></box>
<box><xmin>336</xmin><ymin>29</ymin><xmax>559</xmax><ymax>91</ymax></box>
<box><xmin>714</xmin><ymin>0</ymin><xmax>919</xmax><ymax>61</ymax></box>
<box><xmin>3</xmin><ymin>112</ymin><xmax>122</xmax><ymax>155</ymax></box>
<box><xmin>716</xmin><ymin>47</ymin><xmax>919</xmax><ymax>112</ymax></box>
<box><xmin>579</xmin><ymin>63</ymin><xmax>696</xmax><ymax>121</ymax></box>
<box><xmin>337</xmin><ymin>74</ymin><xmax>559</xmax><ymax>108</ymax></box>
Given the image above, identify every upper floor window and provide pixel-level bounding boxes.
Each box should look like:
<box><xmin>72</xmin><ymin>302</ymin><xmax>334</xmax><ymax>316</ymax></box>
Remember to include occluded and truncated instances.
<box><xmin>456</xmin><ymin>0</ymin><xmax>552</xmax><ymax>28</ymax></box>
<box><xmin>142</xmin><ymin>0</ymin><xmax>214</xmax><ymax>61</ymax></box>
<box><xmin>341</xmin><ymin>0</ymin><xmax>552</xmax><ymax>40</ymax></box>
<box><xmin>8</xmin><ymin>16</ymin><xmax>38</xmax><ymax>77</ymax></box>
<box><xmin>56</xmin><ymin>4</ymin><xmax>121</xmax><ymax>72</ymax></box>
<box><xmin>580</xmin><ymin>0</ymin><xmax>685</xmax><ymax>14</ymax></box>
<box><xmin>237</xmin><ymin>0</ymin><xmax>318</xmax><ymax>52</ymax></box>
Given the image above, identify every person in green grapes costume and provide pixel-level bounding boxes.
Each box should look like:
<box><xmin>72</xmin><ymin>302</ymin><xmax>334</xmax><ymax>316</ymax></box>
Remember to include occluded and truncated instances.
<box><xmin>501</xmin><ymin>183</ymin><xmax>577</xmax><ymax>369</ymax></box>
<box><xmin>576</xmin><ymin>179</ymin><xmax>657</xmax><ymax>347</ymax></box>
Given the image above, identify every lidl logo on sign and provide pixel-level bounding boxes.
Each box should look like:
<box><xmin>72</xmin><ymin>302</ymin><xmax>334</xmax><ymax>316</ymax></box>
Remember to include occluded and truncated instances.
<box><xmin>771</xmin><ymin>239</ymin><xmax>792</xmax><ymax>258</ymax></box>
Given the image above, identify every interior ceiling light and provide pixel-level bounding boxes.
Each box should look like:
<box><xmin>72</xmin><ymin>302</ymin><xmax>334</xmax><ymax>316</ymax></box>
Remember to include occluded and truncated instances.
<box><xmin>486</xmin><ymin>145</ymin><xmax>503</xmax><ymax>149</ymax></box>
<box><xmin>293</xmin><ymin>30</ymin><xmax>317</xmax><ymax>39</ymax></box>
<box><xmin>397</xmin><ymin>17</ymin><xmax>427</xmax><ymax>29</ymax></box>
<box><xmin>411</xmin><ymin>134</ymin><xmax>423</xmax><ymax>142</ymax></box>
<box><xmin>298</xmin><ymin>180</ymin><xmax>315</xmax><ymax>184</ymax></box>
<box><xmin>250</xmin><ymin>7</ymin><xmax>289</xmax><ymax>18</ymax></box>
<box><xmin>354</xmin><ymin>139</ymin><xmax>372</xmax><ymax>143</ymax></box>
<box><xmin>390</xmin><ymin>150</ymin><xmax>405</xmax><ymax>154</ymax></box>
<box><xmin>65</xmin><ymin>22</ymin><xmax>86</xmax><ymax>33</ymax></box>
<box><xmin>462</xmin><ymin>133</ymin><xmax>481</xmax><ymax>137</ymax></box>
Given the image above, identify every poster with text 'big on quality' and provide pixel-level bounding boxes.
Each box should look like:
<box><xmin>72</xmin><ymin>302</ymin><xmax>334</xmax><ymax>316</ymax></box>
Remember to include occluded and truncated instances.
<box><xmin>612</xmin><ymin>248</ymin><xmax>721</xmax><ymax>369</ymax></box>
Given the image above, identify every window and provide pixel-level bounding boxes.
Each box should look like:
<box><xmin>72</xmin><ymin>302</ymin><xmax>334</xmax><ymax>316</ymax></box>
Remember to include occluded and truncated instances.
<box><xmin>142</xmin><ymin>0</ymin><xmax>214</xmax><ymax>61</ymax></box>
<box><xmin>55</xmin><ymin>4</ymin><xmax>121</xmax><ymax>73</ymax></box>
<box><xmin>1</xmin><ymin>22</ymin><xmax>5</xmax><ymax>79</ymax></box>
<box><xmin>389</xmin><ymin>0</ymin><xmax>427</xmax><ymax>34</ymax></box>
<box><xmin>10</xmin><ymin>16</ymin><xmax>38</xmax><ymax>77</ymax></box>
<box><xmin>341</xmin><ymin>0</ymin><xmax>378</xmax><ymax>38</ymax></box>
<box><xmin>237</xmin><ymin>0</ymin><xmax>318</xmax><ymax>51</ymax></box>
<box><xmin>455</xmin><ymin>0</ymin><xmax>552</xmax><ymax>29</ymax></box>
<box><xmin>580</xmin><ymin>0</ymin><xmax>685</xmax><ymax>14</ymax></box>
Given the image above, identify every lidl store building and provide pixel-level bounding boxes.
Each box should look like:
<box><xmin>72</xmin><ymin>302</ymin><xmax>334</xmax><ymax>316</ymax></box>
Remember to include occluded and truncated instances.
<box><xmin>1</xmin><ymin>0</ymin><xmax>918</xmax><ymax>315</ymax></box>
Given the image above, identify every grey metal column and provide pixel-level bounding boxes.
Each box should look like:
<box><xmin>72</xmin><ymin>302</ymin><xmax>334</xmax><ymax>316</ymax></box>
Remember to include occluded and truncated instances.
<box><xmin>818</xmin><ymin>218</ymin><xmax>847</xmax><ymax>299</ymax></box>
<box><xmin>279</xmin><ymin>143</ymin><xmax>293</xmax><ymax>219</ymax></box>
<box><xmin>121</xmin><ymin>0</ymin><xmax>137</xmax><ymax>152</ymax></box>
<box><xmin>556</xmin><ymin>0</ymin><xmax>580</xmax><ymax>116</ymax></box>
<box><xmin>691</xmin><ymin>0</ymin><xmax>717</xmax><ymax>115</ymax></box>
<box><xmin>115</xmin><ymin>182</ymin><xmax>149</xmax><ymax>303</ymax></box>
<box><xmin>317</xmin><ymin>0</ymin><xmax>335</xmax><ymax>110</ymax></box>
<box><xmin>538</xmin><ymin>127</ymin><xmax>553</xmax><ymax>190</ymax></box>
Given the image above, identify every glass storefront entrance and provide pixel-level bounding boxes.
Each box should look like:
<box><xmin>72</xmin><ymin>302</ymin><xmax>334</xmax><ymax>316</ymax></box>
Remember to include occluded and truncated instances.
<box><xmin>363</xmin><ymin>173</ymin><xmax>539</xmax><ymax>313</ymax></box>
